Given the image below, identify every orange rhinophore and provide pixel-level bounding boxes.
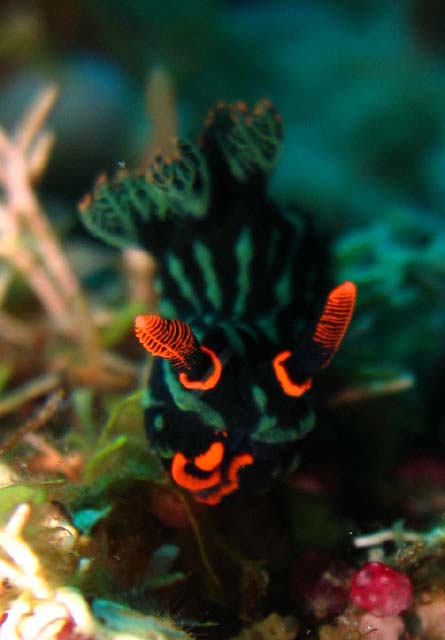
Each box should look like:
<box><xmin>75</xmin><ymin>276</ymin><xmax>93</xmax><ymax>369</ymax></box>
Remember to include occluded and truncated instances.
<box><xmin>135</xmin><ymin>314</ymin><xmax>222</xmax><ymax>389</ymax></box>
<box><xmin>311</xmin><ymin>280</ymin><xmax>356</xmax><ymax>369</ymax></box>
<box><xmin>135</xmin><ymin>314</ymin><xmax>199</xmax><ymax>370</ymax></box>
<box><xmin>273</xmin><ymin>281</ymin><xmax>356</xmax><ymax>397</ymax></box>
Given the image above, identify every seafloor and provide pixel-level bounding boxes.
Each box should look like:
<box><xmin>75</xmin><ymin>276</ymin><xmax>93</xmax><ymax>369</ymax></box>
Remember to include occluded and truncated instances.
<box><xmin>0</xmin><ymin>2</ymin><xmax>444</xmax><ymax>639</ymax></box>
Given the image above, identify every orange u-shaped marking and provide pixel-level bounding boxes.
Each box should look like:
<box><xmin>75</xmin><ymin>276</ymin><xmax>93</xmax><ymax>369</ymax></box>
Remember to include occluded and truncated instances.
<box><xmin>272</xmin><ymin>350</ymin><xmax>312</xmax><ymax>397</ymax></box>
<box><xmin>179</xmin><ymin>346</ymin><xmax>222</xmax><ymax>390</ymax></box>
<box><xmin>171</xmin><ymin>452</ymin><xmax>221</xmax><ymax>491</ymax></box>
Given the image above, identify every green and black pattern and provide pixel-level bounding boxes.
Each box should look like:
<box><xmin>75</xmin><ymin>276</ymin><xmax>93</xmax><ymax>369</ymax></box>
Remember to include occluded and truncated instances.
<box><xmin>80</xmin><ymin>99</ymin><xmax>330</xmax><ymax>498</ymax></box>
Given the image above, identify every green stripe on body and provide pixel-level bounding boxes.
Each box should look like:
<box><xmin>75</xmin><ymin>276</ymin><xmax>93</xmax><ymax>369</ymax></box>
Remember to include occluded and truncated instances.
<box><xmin>166</xmin><ymin>252</ymin><xmax>202</xmax><ymax>313</ymax></box>
<box><xmin>163</xmin><ymin>361</ymin><xmax>226</xmax><ymax>432</ymax></box>
<box><xmin>233</xmin><ymin>227</ymin><xmax>253</xmax><ymax>317</ymax></box>
<box><xmin>192</xmin><ymin>240</ymin><xmax>222</xmax><ymax>310</ymax></box>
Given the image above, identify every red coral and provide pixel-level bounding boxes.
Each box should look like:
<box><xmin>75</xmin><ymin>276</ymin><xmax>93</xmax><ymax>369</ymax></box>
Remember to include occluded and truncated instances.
<box><xmin>350</xmin><ymin>561</ymin><xmax>413</xmax><ymax>617</ymax></box>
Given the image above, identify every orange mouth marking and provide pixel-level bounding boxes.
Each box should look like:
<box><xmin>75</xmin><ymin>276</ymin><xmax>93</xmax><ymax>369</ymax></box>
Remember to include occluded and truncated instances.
<box><xmin>194</xmin><ymin>452</ymin><xmax>254</xmax><ymax>505</ymax></box>
<box><xmin>171</xmin><ymin>440</ymin><xmax>254</xmax><ymax>505</ymax></box>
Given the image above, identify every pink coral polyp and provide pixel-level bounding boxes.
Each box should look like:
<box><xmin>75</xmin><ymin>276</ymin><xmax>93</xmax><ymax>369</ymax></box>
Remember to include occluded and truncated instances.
<box><xmin>350</xmin><ymin>562</ymin><xmax>413</xmax><ymax>617</ymax></box>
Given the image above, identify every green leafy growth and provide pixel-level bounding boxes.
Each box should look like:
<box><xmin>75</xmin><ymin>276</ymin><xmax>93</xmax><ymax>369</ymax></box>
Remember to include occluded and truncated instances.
<box><xmin>143</xmin><ymin>544</ymin><xmax>186</xmax><ymax>589</ymax></box>
<box><xmin>202</xmin><ymin>98</ymin><xmax>283</xmax><ymax>181</ymax></box>
<box><xmin>91</xmin><ymin>599</ymin><xmax>192</xmax><ymax>639</ymax></box>
<box><xmin>80</xmin><ymin>435</ymin><xmax>165</xmax><ymax>500</ymax></box>
<box><xmin>72</xmin><ymin>505</ymin><xmax>112</xmax><ymax>535</ymax></box>
<box><xmin>0</xmin><ymin>363</ymin><xmax>11</xmax><ymax>393</ymax></box>
<box><xmin>0</xmin><ymin>484</ymin><xmax>47</xmax><ymax>524</ymax></box>
<box><xmin>79</xmin><ymin>141</ymin><xmax>209</xmax><ymax>249</ymax></box>
<box><xmin>82</xmin><ymin>389</ymin><xmax>164</xmax><ymax>487</ymax></box>
<box><xmin>335</xmin><ymin>208</ymin><xmax>445</xmax><ymax>369</ymax></box>
<box><xmin>96</xmin><ymin>389</ymin><xmax>145</xmax><ymax>451</ymax></box>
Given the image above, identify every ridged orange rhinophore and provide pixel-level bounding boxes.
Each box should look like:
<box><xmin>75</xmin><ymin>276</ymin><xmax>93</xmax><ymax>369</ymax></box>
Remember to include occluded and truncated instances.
<box><xmin>135</xmin><ymin>314</ymin><xmax>199</xmax><ymax>371</ymax></box>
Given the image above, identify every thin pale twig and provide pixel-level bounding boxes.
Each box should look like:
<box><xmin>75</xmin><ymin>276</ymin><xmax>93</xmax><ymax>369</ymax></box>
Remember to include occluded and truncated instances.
<box><xmin>24</xmin><ymin>433</ymin><xmax>82</xmax><ymax>482</ymax></box>
<box><xmin>19</xmin><ymin>191</ymin><xmax>81</xmax><ymax>305</ymax></box>
<box><xmin>0</xmin><ymin>389</ymin><xmax>65</xmax><ymax>455</ymax></box>
<box><xmin>100</xmin><ymin>350</ymin><xmax>140</xmax><ymax>379</ymax></box>
<box><xmin>0</xmin><ymin>265</ymin><xmax>12</xmax><ymax>304</ymax></box>
<box><xmin>11</xmin><ymin>247</ymin><xmax>72</xmax><ymax>330</ymax></box>
<box><xmin>0</xmin><ymin>557</ymin><xmax>30</xmax><ymax>590</ymax></box>
<box><xmin>5</xmin><ymin>503</ymin><xmax>31</xmax><ymax>537</ymax></box>
<box><xmin>122</xmin><ymin>247</ymin><xmax>158</xmax><ymax>306</ymax></box>
<box><xmin>0</xmin><ymin>310</ymin><xmax>35</xmax><ymax>346</ymax></box>
<box><xmin>15</xmin><ymin>84</ymin><xmax>58</xmax><ymax>152</ymax></box>
<box><xmin>0</xmin><ymin>503</ymin><xmax>52</xmax><ymax>599</ymax></box>
<box><xmin>0</xmin><ymin>372</ymin><xmax>60</xmax><ymax>418</ymax></box>
<box><xmin>28</xmin><ymin>131</ymin><xmax>55</xmax><ymax>182</ymax></box>
<box><xmin>329</xmin><ymin>374</ymin><xmax>414</xmax><ymax>407</ymax></box>
<box><xmin>0</xmin><ymin>86</ymin><xmax>87</xmax><ymax>332</ymax></box>
<box><xmin>354</xmin><ymin>529</ymin><xmax>423</xmax><ymax>548</ymax></box>
<box><xmin>0</xmin><ymin>86</ymin><xmax>137</xmax><ymax>390</ymax></box>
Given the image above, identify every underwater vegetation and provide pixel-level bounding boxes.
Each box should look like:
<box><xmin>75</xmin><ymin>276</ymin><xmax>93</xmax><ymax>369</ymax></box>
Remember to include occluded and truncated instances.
<box><xmin>0</xmin><ymin>67</ymin><xmax>444</xmax><ymax>638</ymax></box>
<box><xmin>1</xmin><ymin>1</ymin><xmax>445</xmax><ymax>638</ymax></box>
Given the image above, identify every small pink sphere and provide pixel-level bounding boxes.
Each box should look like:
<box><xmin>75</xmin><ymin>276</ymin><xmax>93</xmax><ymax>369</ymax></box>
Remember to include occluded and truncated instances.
<box><xmin>350</xmin><ymin>562</ymin><xmax>413</xmax><ymax>617</ymax></box>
